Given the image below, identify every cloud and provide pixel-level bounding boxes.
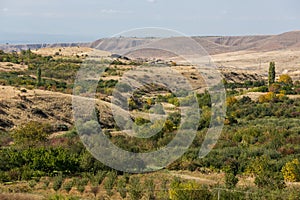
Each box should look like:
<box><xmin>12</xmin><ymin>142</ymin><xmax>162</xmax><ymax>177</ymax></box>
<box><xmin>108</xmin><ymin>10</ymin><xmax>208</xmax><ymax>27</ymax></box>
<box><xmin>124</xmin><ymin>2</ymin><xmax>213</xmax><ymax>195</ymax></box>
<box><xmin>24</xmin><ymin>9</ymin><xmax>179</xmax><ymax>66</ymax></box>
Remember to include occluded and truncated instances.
<box><xmin>146</xmin><ymin>0</ymin><xmax>156</xmax><ymax>3</ymax></box>
<box><xmin>221</xmin><ymin>10</ymin><xmax>228</xmax><ymax>15</ymax></box>
<box><xmin>100</xmin><ymin>9</ymin><xmax>132</xmax><ymax>14</ymax></box>
<box><xmin>0</xmin><ymin>8</ymin><xmax>32</xmax><ymax>17</ymax></box>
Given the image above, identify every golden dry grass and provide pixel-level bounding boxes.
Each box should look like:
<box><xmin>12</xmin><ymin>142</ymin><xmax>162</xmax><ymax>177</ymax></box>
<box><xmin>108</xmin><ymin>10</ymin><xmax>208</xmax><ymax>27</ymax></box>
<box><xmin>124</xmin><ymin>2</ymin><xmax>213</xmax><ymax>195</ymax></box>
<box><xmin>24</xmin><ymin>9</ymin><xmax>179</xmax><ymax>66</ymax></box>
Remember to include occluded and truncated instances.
<box><xmin>211</xmin><ymin>49</ymin><xmax>300</xmax><ymax>81</ymax></box>
<box><xmin>0</xmin><ymin>62</ymin><xmax>27</xmax><ymax>72</ymax></box>
<box><xmin>0</xmin><ymin>193</ymin><xmax>44</xmax><ymax>200</ymax></box>
<box><xmin>32</xmin><ymin>47</ymin><xmax>111</xmax><ymax>57</ymax></box>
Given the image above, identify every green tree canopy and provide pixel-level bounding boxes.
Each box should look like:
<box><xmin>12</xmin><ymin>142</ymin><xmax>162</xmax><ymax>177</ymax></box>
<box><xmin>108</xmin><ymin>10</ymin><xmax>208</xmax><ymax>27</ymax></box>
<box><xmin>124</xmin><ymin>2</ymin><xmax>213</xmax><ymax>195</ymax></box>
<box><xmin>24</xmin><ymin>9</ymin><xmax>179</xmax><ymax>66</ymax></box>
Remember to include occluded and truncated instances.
<box><xmin>268</xmin><ymin>62</ymin><xmax>276</xmax><ymax>86</ymax></box>
<box><xmin>12</xmin><ymin>121</ymin><xmax>51</xmax><ymax>147</ymax></box>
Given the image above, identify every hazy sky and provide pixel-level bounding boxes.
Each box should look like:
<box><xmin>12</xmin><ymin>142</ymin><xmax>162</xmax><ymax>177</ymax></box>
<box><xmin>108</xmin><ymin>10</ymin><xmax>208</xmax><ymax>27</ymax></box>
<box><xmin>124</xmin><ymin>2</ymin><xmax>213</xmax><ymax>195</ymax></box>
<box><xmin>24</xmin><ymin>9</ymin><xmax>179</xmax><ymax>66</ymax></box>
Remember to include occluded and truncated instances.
<box><xmin>0</xmin><ymin>0</ymin><xmax>299</xmax><ymax>43</ymax></box>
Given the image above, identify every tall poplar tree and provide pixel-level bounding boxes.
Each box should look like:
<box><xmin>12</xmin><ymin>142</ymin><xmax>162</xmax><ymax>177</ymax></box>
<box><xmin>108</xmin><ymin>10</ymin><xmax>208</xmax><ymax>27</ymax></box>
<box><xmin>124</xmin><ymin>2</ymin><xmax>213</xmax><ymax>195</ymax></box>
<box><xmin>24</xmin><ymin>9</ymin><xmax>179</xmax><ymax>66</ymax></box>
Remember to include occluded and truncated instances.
<box><xmin>268</xmin><ymin>62</ymin><xmax>275</xmax><ymax>86</ymax></box>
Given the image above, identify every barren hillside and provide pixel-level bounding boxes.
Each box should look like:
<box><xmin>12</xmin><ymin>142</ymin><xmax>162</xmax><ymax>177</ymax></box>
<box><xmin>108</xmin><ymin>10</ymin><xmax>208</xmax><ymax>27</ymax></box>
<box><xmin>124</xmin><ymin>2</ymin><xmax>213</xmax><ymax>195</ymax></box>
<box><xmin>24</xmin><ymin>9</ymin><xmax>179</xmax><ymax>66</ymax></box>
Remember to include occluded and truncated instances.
<box><xmin>211</xmin><ymin>49</ymin><xmax>300</xmax><ymax>81</ymax></box>
<box><xmin>0</xmin><ymin>86</ymin><xmax>117</xmax><ymax>132</ymax></box>
<box><xmin>90</xmin><ymin>31</ymin><xmax>300</xmax><ymax>57</ymax></box>
<box><xmin>2</xmin><ymin>31</ymin><xmax>300</xmax><ymax>56</ymax></box>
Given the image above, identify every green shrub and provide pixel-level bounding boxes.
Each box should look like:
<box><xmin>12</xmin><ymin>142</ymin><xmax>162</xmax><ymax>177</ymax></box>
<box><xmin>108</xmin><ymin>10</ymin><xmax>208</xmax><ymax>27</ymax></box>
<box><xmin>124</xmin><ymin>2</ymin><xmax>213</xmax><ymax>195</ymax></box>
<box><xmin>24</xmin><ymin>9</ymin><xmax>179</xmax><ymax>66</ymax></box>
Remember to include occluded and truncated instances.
<box><xmin>225</xmin><ymin>172</ymin><xmax>238</xmax><ymax>189</ymax></box>
<box><xmin>7</xmin><ymin>168</ymin><xmax>22</xmax><ymax>181</ymax></box>
<box><xmin>63</xmin><ymin>181</ymin><xmax>73</xmax><ymax>193</ymax></box>
<box><xmin>77</xmin><ymin>185</ymin><xmax>85</xmax><ymax>194</ymax></box>
<box><xmin>21</xmin><ymin>166</ymin><xmax>35</xmax><ymax>181</ymax></box>
<box><xmin>53</xmin><ymin>175</ymin><xmax>63</xmax><ymax>192</ymax></box>
<box><xmin>12</xmin><ymin>121</ymin><xmax>52</xmax><ymax>147</ymax></box>
<box><xmin>28</xmin><ymin>180</ymin><xmax>37</xmax><ymax>188</ymax></box>
<box><xmin>128</xmin><ymin>176</ymin><xmax>143</xmax><ymax>200</ymax></box>
<box><xmin>117</xmin><ymin>176</ymin><xmax>127</xmax><ymax>199</ymax></box>
<box><xmin>75</xmin><ymin>178</ymin><xmax>88</xmax><ymax>194</ymax></box>
<box><xmin>0</xmin><ymin>170</ymin><xmax>8</xmax><ymax>182</ymax></box>
<box><xmin>144</xmin><ymin>178</ymin><xmax>155</xmax><ymax>200</ymax></box>
<box><xmin>169</xmin><ymin>179</ymin><xmax>212</xmax><ymax>200</ymax></box>
<box><xmin>43</xmin><ymin>179</ymin><xmax>50</xmax><ymax>189</ymax></box>
<box><xmin>254</xmin><ymin>171</ymin><xmax>285</xmax><ymax>190</ymax></box>
<box><xmin>103</xmin><ymin>171</ymin><xmax>117</xmax><ymax>196</ymax></box>
<box><xmin>91</xmin><ymin>171</ymin><xmax>107</xmax><ymax>186</ymax></box>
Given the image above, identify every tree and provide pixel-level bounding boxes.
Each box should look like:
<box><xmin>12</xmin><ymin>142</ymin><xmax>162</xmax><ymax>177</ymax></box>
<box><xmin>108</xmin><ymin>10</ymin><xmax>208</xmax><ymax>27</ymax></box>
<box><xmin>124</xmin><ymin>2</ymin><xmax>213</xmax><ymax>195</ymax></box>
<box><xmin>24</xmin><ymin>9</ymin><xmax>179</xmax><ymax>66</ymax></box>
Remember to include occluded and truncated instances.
<box><xmin>36</xmin><ymin>66</ymin><xmax>42</xmax><ymax>87</ymax></box>
<box><xmin>169</xmin><ymin>178</ymin><xmax>212</xmax><ymax>200</ymax></box>
<box><xmin>282</xmin><ymin>159</ymin><xmax>300</xmax><ymax>182</ymax></box>
<box><xmin>278</xmin><ymin>74</ymin><xmax>293</xmax><ymax>85</ymax></box>
<box><xmin>225</xmin><ymin>172</ymin><xmax>238</xmax><ymax>189</ymax></box>
<box><xmin>258</xmin><ymin>92</ymin><xmax>277</xmax><ymax>103</ymax></box>
<box><xmin>12</xmin><ymin>121</ymin><xmax>51</xmax><ymax>147</ymax></box>
<box><xmin>249</xmin><ymin>156</ymin><xmax>285</xmax><ymax>189</ymax></box>
<box><xmin>268</xmin><ymin>62</ymin><xmax>276</xmax><ymax>86</ymax></box>
<box><xmin>224</xmin><ymin>161</ymin><xmax>239</xmax><ymax>189</ymax></box>
<box><xmin>226</xmin><ymin>96</ymin><xmax>237</xmax><ymax>106</ymax></box>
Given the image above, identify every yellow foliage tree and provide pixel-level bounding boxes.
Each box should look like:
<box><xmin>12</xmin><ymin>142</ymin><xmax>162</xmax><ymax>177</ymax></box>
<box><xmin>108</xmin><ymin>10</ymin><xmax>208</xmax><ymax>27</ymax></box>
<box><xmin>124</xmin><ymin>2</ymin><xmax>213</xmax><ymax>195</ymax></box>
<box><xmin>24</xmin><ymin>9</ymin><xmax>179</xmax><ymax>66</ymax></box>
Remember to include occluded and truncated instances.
<box><xmin>146</xmin><ymin>98</ymin><xmax>154</xmax><ymax>106</ymax></box>
<box><xmin>258</xmin><ymin>95</ymin><xmax>267</xmax><ymax>103</ymax></box>
<box><xmin>169</xmin><ymin>180</ymin><xmax>211</xmax><ymax>200</ymax></box>
<box><xmin>282</xmin><ymin>159</ymin><xmax>300</xmax><ymax>182</ymax></box>
<box><xmin>265</xmin><ymin>92</ymin><xmax>276</xmax><ymax>101</ymax></box>
<box><xmin>258</xmin><ymin>92</ymin><xmax>277</xmax><ymax>103</ymax></box>
<box><xmin>226</xmin><ymin>96</ymin><xmax>237</xmax><ymax>106</ymax></box>
<box><xmin>278</xmin><ymin>74</ymin><xmax>293</xmax><ymax>85</ymax></box>
<box><xmin>245</xmin><ymin>156</ymin><xmax>268</xmax><ymax>175</ymax></box>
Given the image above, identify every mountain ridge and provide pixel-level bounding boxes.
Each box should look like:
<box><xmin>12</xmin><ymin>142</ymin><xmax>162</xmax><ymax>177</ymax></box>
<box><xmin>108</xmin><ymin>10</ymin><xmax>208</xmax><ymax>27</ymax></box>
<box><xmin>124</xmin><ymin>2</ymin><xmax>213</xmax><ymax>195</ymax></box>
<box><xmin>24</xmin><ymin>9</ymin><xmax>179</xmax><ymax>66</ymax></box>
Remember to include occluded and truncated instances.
<box><xmin>1</xmin><ymin>31</ymin><xmax>300</xmax><ymax>56</ymax></box>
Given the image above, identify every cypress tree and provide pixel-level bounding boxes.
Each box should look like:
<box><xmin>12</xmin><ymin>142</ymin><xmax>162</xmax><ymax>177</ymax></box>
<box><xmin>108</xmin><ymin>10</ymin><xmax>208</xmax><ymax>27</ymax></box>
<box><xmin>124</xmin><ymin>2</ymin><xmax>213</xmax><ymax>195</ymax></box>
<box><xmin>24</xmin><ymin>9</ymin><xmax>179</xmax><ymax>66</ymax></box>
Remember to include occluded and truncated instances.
<box><xmin>37</xmin><ymin>66</ymin><xmax>42</xmax><ymax>87</ymax></box>
<box><xmin>268</xmin><ymin>62</ymin><xmax>275</xmax><ymax>86</ymax></box>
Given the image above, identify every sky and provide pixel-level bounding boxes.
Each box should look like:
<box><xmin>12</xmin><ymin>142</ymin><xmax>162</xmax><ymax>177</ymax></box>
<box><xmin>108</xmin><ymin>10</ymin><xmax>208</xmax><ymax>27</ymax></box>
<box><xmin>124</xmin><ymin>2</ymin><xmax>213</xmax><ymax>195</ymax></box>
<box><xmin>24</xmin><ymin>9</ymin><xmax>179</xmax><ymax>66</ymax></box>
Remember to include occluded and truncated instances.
<box><xmin>0</xmin><ymin>0</ymin><xmax>299</xmax><ymax>44</ymax></box>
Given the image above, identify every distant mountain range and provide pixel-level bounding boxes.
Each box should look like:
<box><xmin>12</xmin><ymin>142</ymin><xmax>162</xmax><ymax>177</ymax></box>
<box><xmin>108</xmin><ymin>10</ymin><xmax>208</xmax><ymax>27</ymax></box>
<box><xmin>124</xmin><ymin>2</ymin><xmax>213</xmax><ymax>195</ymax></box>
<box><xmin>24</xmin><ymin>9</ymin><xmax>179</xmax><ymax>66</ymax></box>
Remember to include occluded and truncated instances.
<box><xmin>1</xmin><ymin>31</ymin><xmax>300</xmax><ymax>56</ymax></box>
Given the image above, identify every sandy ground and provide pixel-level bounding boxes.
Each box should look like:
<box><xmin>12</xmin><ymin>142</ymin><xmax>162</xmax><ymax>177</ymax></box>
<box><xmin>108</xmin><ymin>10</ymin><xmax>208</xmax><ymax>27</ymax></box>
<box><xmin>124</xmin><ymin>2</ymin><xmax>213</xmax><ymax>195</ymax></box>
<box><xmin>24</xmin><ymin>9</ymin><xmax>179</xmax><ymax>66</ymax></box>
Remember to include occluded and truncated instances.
<box><xmin>171</xmin><ymin>49</ymin><xmax>300</xmax><ymax>81</ymax></box>
<box><xmin>0</xmin><ymin>62</ymin><xmax>28</xmax><ymax>72</ymax></box>
<box><xmin>31</xmin><ymin>46</ymin><xmax>300</xmax><ymax>83</ymax></box>
<box><xmin>0</xmin><ymin>85</ymin><xmax>70</xmax><ymax>101</ymax></box>
<box><xmin>170</xmin><ymin>171</ymin><xmax>220</xmax><ymax>185</ymax></box>
<box><xmin>211</xmin><ymin>49</ymin><xmax>300</xmax><ymax>81</ymax></box>
<box><xmin>32</xmin><ymin>47</ymin><xmax>111</xmax><ymax>57</ymax></box>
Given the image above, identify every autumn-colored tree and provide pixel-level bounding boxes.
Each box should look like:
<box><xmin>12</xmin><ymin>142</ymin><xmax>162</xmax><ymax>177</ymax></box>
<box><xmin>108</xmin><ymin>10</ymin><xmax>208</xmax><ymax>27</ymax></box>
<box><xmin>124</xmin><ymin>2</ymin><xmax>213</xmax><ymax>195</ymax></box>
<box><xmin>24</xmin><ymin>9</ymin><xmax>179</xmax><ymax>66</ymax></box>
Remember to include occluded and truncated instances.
<box><xmin>282</xmin><ymin>159</ymin><xmax>300</xmax><ymax>182</ymax></box>
<box><xmin>277</xmin><ymin>93</ymin><xmax>288</xmax><ymax>101</ymax></box>
<box><xmin>169</xmin><ymin>179</ymin><xmax>212</xmax><ymax>200</ymax></box>
<box><xmin>146</xmin><ymin>98</ymin><xmax>154</xmax><ymax>106</ymax></box>
<box><xmin>278</xmin><ymin>74</ymin><xmax>293</xmax><ymax>85</ymax></box>
<box><xmin>258</xmin><ymin>92</ymin><xmax>277</xmax><ymax>103</ymax></box>
<box><xmin>226</xmin><ymin>96</ymin><xmax>237</xmax><ymax>106</ymax></box>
